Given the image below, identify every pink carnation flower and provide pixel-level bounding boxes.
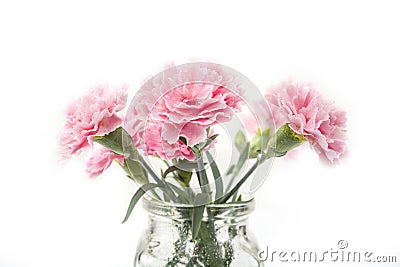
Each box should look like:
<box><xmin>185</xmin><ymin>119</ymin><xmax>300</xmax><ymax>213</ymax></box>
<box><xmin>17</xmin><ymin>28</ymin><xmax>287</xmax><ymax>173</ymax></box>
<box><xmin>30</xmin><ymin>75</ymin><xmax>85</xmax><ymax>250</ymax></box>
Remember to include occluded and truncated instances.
<box><xmin>86</xmin><ymin>146</ymin><xmax>125</xmax><ymax>178</ymax></box>
<box><xmin>125</xmin><ymin>63</ymin><xmax>243</xmax><ymax>160</ymax></box>
<box><xmin>60</xmin><ymin>84</ymin><xmax>128</xmax><ymax>158</ymax></box>
<box><xmin>265</xmin><ymin>80</ymin><xmax>347</xmax><ymax>163</ymax></box>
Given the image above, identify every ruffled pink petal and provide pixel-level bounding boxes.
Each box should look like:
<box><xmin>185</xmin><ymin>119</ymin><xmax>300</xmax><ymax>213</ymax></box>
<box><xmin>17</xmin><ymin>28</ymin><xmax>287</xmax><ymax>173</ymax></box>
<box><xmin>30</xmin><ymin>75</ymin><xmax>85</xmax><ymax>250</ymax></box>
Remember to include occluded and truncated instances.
<box><xmin>86</xmin><ymin>146</ymin><xmax>125</xmax><ymax>178</ymax></box>
<box><xmin>265</xmin><ymin>80</ymin><xmax>347</xmax><ymax>163</ymax></box>
<box><xmin>60</xmin><ymin>84</ymin><xmax>128</xmax><ymax>158</ymax></box>
<box><xmin>125</xmin><ymin>64</ymin><xmax>244</xmax><ymax>160</ymax></box>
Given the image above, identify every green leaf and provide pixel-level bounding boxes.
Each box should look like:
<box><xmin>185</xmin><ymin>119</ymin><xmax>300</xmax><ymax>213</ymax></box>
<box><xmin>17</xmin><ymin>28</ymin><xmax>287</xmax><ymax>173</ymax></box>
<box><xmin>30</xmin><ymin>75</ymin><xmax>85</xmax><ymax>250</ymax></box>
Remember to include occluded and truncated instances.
<box><xmin>234</xmin><ymin>130</ymin><xmax>246</xmax><ymax>152</ymax></box>
<box><xmin>205</xmin><ymin>151</ymin><xmax>223</xmax><ymax>200</ymax></box>
<box><xmin>122</xmin><ymin>183</ymin><xmax>161</xmax><ymax>223</ymax></box>
<box><xmin>163</xmin><ymin>166</ymin><xmax>178</xmax><ymax>178</ymax></box>
<box><xmin>203</xmin><ymin>134</ymin><xmax>218</xmax><ymax>149</ymax></box>
<box><xmin>93</xmin><ymin>127</ymin><xmax>138</xmax><ymax>159</ymax></box>
<box><xmin>162</xmin><ymin>160</ymin><xmax>196</xmax><ymax>187</ymax></box>
<box><xmin>123</xmin><ymin>158</ymin><xmax>148</xmax><ymax>184</ymax></box>
<box><xmin>190</xmin><ymin>146</ymin><xmax>201</xmax><ymax>158</ymax></box>
<box><xmin>210</xmin><ymin>134</ymin><xmax>218</xmax><ymax>141</ymax></box>
<box><xmin>93</xmin><ymin>127</ymin><xmax>125</xmax><ymax>155</ymax></box>
<box><xmin>174</xmin><ymin>170</ymin><xmax>193</xmax><ymax>187</ymax></box>
<box><xmin>163</xmin><ymin>159</ymin><xmax>198</xmax><ymax>178</ymax></box>
<box><xmin>162</xmin><ymin>160</ymin><xmax>197</xmax><ymax>187</ymax></box>
<box><xmin>191</xmin><ymin>193</ymin><xmax>209</xmax><ymax>240</ymax></box>
<box><xmin>165</xmin><ymin>182</ymin><xmax>191</xmax><ymax>204</ymax></box>
<box><xmin>121</xmin><ymin>131</ymin><xmax>139</xmax><ymax>161</ymax></box>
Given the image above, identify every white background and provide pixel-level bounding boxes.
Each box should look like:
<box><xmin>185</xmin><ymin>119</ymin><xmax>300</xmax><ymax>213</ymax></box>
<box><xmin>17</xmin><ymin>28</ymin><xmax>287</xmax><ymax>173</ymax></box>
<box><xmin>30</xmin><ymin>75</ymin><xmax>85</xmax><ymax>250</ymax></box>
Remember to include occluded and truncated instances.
<box><xmin>1</xmin><ymin>1</ymin><xmax>399</xmax><ymax>266</ymax></box>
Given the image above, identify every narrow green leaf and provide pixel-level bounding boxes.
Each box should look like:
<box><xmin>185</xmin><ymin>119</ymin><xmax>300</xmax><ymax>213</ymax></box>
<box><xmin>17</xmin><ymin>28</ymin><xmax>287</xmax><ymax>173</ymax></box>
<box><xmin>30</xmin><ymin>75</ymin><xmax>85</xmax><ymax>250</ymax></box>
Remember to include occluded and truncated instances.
<box><xmin>174</xmin><ymin>170</ymin><xmax>193</xmax><ymax>187</ymax></box>
<box><xmin>163</xmin><ymin>159</ymin><xmax>198</xmax><ymax>178</ymax></box>
<box><xmin>209</xmin><ymin>134</ymin><xmax>218</xmax><ymax>141</ymax></box>
<box><xmin>200</xmin><ymin>134</ymin><xmax>219</xmax><ymax>151</ymax></box>
<box><xmin>205</xmin><ymin>151</ymin><xmax>223</xmax><ymax>200</ymax></box>
<box><xmin>190</xmin><ymin>146</ymin><xmax>201</xmax><ymax>158</ymax></box>
<box><xmin>161</xmin><ymin>189</ymin><xmax>171</xmax><ymax>202</ymax></box>
<box><xmin>165</xmin><ymin>182</ymin><xmax>191</xmax><ymax>204</ymax></box>
<box><xmin>191</xmin><ymin>193</ymin><xmax>209</xmax><ymax>240</ymax></box>
<box><xmin>122</xmin><ymin>183</ymin><xmax>161</xmax><ymax>223</ymax></box>
<box><xmin>163</xmin><ymin>166</ymin><xmax>178</xmax><ymax>178</ymax></box>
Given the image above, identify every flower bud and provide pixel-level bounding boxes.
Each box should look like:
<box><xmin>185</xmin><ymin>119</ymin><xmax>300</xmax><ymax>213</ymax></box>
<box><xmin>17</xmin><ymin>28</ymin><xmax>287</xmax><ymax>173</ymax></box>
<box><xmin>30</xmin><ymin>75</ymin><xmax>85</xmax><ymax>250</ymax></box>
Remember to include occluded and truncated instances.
<box><xmin>268</xmin><ymin>123</ymin><xmax>306</xmax><ymax>157</ymax></box>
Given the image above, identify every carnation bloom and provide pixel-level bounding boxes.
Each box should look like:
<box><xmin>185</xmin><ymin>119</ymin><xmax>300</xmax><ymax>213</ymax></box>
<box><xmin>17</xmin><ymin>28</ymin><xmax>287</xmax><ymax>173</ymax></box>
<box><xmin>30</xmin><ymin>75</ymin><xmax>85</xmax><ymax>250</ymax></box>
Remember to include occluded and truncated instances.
<box><xmin>265</xmin><ymin>80</ymin><xmax>347</xmax><ymax>163</ymax></box>
<box><xmin>60</xmin><ymin>84</ymin><xmax>128</xmax><ymax>158</ymax></box>
<box><xmin>86</xmin><ymin>146</ymin><xmax>125</xmax><ymax>178</ymax></box>
<box><xmin>125</xmin><ymin>63</ymin><xmax>243</xmax><ymax>160</ymax></box>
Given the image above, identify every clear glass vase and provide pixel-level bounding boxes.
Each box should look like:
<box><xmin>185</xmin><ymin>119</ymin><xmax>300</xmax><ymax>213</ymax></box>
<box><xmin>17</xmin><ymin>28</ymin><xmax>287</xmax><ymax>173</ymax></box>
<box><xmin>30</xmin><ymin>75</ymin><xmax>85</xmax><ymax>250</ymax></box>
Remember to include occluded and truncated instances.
<box><xmin>134</xmin><ymin>195</ymin><xmax>263</xmax><ymax>267</ymax></box>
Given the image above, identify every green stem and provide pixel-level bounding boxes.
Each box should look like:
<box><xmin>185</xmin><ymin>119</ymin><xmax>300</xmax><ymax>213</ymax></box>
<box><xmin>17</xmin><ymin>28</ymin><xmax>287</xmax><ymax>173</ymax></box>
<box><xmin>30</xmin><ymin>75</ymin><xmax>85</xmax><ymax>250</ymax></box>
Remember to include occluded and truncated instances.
<box><xmin>139</xmin><ymin>156</ymin><xmax>179</xmax><ymax>202</ymax></box>
<box><xmin>216</xmin><ymin>154</ymin><xmax>268</xmax><ymax>204</ymax></box>
<box><xmin>117</xmin><ymin>159</ymin><xmax>162</xmax><ymax>201</ymax></box>
<box><xmin>225</xmin><ymin>143</ymin><xmax>250</xmax><ymax>193</ymax></box>
<box><xmin>231</xmin><ymin>191</ymin><xmax>239</xmax><ymax>202</ymax></box>
<box><xmin>205</xmin><ymin>151</ymin><xmax>223</xmax><ymax>201</ymax></box>
<box><xmin>195</xmin><ymin>154</ymin><xmax>216</xmax><ymax>240</ymax></box>
<box><xmin>196</xmin><ymin>156</ymin><xmax>210</xmax><ymax>195</ymax></box>
<box><xmin>217</xmin><ymin>161</ymin><xmax>258</xmax><ymax>204</ymax></box>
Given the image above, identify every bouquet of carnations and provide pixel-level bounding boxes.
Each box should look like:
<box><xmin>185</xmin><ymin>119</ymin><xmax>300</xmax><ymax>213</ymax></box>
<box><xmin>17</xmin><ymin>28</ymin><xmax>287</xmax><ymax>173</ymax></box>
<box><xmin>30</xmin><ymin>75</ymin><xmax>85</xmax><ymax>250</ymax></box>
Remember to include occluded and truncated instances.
<box><xmin>60</xmin><ymin>63</ymin><xmax>346</xmax><ymax>266</ymax></box>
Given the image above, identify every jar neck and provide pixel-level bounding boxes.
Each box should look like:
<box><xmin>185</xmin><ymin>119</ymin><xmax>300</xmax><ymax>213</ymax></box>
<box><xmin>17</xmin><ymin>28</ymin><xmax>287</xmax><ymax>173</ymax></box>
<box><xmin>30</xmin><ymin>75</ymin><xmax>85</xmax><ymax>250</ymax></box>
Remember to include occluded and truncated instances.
<box><xmin>142</xmin><ymin>195</ymin><xmax>255</xmax><ymax>222</ymax></box>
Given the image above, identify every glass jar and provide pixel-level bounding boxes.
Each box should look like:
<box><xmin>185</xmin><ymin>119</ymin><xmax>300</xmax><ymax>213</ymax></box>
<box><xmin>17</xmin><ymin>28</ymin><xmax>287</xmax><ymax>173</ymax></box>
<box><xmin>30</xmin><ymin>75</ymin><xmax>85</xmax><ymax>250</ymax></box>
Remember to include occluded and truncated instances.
<box><xmin>134</xmin><ymin>195</ymin><xmax>263</xmax><ymax>267</ymax></box>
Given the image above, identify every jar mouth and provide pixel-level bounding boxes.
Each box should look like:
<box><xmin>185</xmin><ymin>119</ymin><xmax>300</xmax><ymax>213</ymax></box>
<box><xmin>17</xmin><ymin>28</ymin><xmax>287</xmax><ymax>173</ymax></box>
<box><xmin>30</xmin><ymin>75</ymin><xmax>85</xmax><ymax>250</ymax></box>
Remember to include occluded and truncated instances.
<box><xmin>142</xmin><ymin>194</ymin><xmax>255</xmax><ymax>220</ymax></box>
